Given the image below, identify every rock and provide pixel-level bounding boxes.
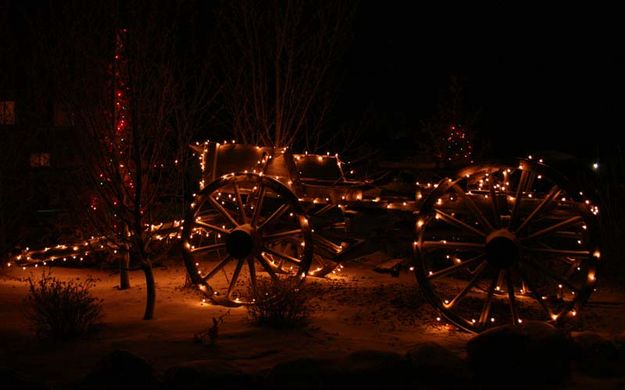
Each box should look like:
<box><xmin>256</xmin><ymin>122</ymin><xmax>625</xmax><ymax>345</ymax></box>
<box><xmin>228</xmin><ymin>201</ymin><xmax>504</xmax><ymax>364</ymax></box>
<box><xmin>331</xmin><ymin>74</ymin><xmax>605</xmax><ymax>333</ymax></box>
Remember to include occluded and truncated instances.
<box><xmin>374</xmin><ymin>258</ymin><xmax>405</xmax><ymax>277</ymax></box>
<box><xmin>405</xmin><ymin>342</ymin><xmax>472</xmax><ymax>388</ymax></box>
<box><xmin>336</xmin><ymin>350</ymin><xmax>410</xmax><ymax>388</ymax></box>
<box><xmin>79</xmin><ymin>350</ymin><xmax>157</xmax><ymax>389</ymax></box>
<box><xmin>0</xmin><ymin>367</ymin><xmax>49</xmax><ymax>389</ymax></box>
<box><xmin>467</xmin><ymin>321</ymin><xmax>571</xmax><ymax>387</ymax></box>
<box><xmin>266</xmin><ymin>357</ymin><xmax>341</xmax><ymax>389</ymax></box>
<box><xmin>164</xmin><ymin>360</ymin><xmax>253</xmax><ymax>390</ymax></box>
<box><xmin>571</xmin><ymin>331</ymin><xmax>625</xmax><ymax>377</ymax></box>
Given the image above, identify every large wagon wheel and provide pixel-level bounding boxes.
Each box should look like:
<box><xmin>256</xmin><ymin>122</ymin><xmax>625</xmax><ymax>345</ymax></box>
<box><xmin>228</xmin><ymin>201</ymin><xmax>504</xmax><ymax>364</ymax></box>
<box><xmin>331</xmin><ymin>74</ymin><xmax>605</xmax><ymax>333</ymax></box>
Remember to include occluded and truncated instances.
<box><xmin>414</xmin><ymin>159</ymin><xmax>600</xmax><ymax>333</ymax></box>
<box><xmin>182</xmin><ymin>173</ymin><xmax>313</xmax><ymax>306</ymax></box>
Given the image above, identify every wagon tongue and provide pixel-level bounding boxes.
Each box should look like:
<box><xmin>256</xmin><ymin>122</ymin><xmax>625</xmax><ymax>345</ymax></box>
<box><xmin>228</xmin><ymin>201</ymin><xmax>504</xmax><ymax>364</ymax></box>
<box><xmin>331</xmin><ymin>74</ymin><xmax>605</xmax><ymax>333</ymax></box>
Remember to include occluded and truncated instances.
<box><xmin>485</xmin><ymin>229</ymin><xmax>520</xmax><ymax>269</ymax></box>
<box><xmin>226</xmin><ymin>224</ymin><xmax>258</xmax><ymax>259</ymax></box>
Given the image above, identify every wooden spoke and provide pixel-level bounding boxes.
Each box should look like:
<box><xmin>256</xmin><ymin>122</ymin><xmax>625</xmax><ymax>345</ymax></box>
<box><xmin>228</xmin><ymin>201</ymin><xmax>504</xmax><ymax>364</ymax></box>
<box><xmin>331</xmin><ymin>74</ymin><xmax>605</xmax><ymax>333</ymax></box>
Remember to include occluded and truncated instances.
<box><xmin>428</xmin><ymin>254</ymin><xmax>484</xmax><ymax>280</ymax></box>
<box><xmin>202</xmin><ymin>255</ymin><xmax>233</xmax><ymax>281</ymax></box>
<box><xmin>435</xmin><ymin>209</ymin><xmax>487</xmax><ymax>238</ymax></box>
<box><xmin>452</xmin><ymin>184</ymin><xmax>495</xmax><ymax>232</ymax></box>
<box><xmin>195</xmin><ymin>221</ymin><xmax>230</xmax><ymax>236</ymax></box>
<box><xmin>421</xmin><ymin>241</ymin><xmax>485</xmax><ymax>251</ymax></box>
<box><xmin>251</xmin><ymin>185</ymin><xmax>266</xmax><ymax>226</ymax></box>
<box><xmin>258</xmin><ymin>204</ymin><xmax>290</xmax><ymax>231</ymax></box>
<box><xmin>207</xmin><ymin>195</ymin><xmax>239</xmax><ymax>227</ymax></box>
<box><xmin>489</xmin><ymin>179</ymin><xmax>501</xmax><ymax>228</ymax></box>
<box><xmin>444</xmin><ymin>262</ymin><xmax>487</xmax><ymax>309</ymax></box>
<box><xmin>521</xmin><ymin>246</ymin><xmax>590</xmax><ymax>257</ymax></box>
<box><xmin>263</xmin><ymin>229</ymin><xmax>303</xmax><ymax>240</ymax></box>
<box><xmin>517</xmin><ymin>266</ymin><xmax>552</xmax><ymax>317</ymax></box>
<box><xmin>478</xmin><ymin>270</ymin><xmax>501</xmax><ymax>326</ymax></box>
<box><xmin>227</xmin><ymin>258</ymin><xmax>244</xmax><ymax>298</ymax></box>
<box><xmin>232</xmin><ymin>181</ymin><xmax>247</xmax><ymax>224</ymax></box>
<box><xmin>247</xmin><ymin>257</ymin><xmax>257</xmax><ymax>296</ymax></box>
<box><xmin>190</xmin><ymin>242</ymin><xmax>227</xmax><ymax>253</ymax></box>
<box><xmin>312</xmin><ymin>204</ymin><xmax>335</xmax><ymax>216</ymax></box>
<box><xmin>312</xmin><ymin>233</ymin><xmax>344</xmax><ymax>253</ymax></box>
<box><xmin>522</xmin><ymin>216</ymin><xmax>583</xmax><ymax>242</ymax></box>
<box><xmin>506</xmin><ymin>270</ymin><xmax>520</xmax><ymax>324</ymax></box>
<box><xmin>510</xmin><ymin>170</ymin><xmax>529</xmax><ymax>227</ymax></box>
<box><xmin>263</xmin><ymin>246</ymin><xmax>302</xmax><ymax>266</ymax></box>
<box><xmin>516</xmin><ymin>185</ymin><xmax>561</xmax><ymax>233</ymax></box>
<box><xmin>256</xmin><ymin>254</ymin><xmax>279</xmax><ymax>281</ymax></box>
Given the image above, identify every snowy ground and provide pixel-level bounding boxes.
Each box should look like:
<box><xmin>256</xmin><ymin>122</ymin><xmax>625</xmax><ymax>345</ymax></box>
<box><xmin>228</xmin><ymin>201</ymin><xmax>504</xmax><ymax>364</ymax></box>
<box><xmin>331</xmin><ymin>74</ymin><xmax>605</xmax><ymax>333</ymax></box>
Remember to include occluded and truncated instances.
<box><xmin>1</xmin><ymin>259</ymin><xmax>625</xmax><ymax>388</ymax></box>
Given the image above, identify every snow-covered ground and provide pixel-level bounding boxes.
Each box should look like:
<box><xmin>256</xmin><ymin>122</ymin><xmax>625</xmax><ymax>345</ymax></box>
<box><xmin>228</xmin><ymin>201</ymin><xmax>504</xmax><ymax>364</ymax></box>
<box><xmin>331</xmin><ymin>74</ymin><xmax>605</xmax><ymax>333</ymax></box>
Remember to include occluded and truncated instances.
<box><xmin>1</xmin><ymin>259</ymin><xmax>624</xmax><ymax>387</ymax></box>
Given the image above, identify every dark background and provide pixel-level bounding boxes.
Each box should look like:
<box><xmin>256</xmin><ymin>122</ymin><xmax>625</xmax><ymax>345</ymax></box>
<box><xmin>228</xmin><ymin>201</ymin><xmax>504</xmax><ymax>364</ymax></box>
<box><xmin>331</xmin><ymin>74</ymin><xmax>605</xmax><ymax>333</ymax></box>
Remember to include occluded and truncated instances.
<box><xmin>3</xmin><ymin>1</ymin><xmax>623</xmax><ymax>160</ymax></box>
<box><xmin>337</xmin><ymin>3</ymin><xmax>623</xmax><ymax>161</ymax></box>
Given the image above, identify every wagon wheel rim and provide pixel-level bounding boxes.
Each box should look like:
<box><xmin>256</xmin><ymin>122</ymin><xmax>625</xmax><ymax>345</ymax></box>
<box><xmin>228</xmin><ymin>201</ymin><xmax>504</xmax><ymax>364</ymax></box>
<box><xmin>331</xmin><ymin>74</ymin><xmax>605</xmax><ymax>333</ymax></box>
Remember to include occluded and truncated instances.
<box><xmin>182</xmin><ymin>172</ymin><xmax>313</xmax><ymax>306</ymax></box>
<box><xmin>414</xmin><ymin>159</ymin><xmax>600</xmax><ymax>333</ymax></box>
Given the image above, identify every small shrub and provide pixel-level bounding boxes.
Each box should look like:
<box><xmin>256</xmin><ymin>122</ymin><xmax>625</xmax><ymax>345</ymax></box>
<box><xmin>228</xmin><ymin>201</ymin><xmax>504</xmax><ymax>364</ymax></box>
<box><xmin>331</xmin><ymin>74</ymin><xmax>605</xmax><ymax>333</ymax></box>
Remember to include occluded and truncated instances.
<box><xmin>194</xmin><ymin>310</ymin><xmax>230</xmax><ymax>348</ymax></box>
<box><xmin>24</xmin><ymin>271</ymin><xmax>103</xmax><ymax>339</ymax></box>
<box><xmin>247</xmin><ymin>277</ymin><xmax>312</xmax><ymax>328</ymax></box>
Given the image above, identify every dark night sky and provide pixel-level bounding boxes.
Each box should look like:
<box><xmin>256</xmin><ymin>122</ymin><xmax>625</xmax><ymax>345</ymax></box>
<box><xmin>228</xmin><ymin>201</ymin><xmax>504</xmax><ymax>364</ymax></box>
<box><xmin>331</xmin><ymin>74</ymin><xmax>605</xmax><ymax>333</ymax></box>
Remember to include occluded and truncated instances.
<box><xmin>340</xmin><ymin>3</ymin><xmax>624</xmax><ymax>160</ymax></box>
<box><xmin>4</xmin><ymin>1</ymin><xmax>623</xmax><ymax>161</ymax></box>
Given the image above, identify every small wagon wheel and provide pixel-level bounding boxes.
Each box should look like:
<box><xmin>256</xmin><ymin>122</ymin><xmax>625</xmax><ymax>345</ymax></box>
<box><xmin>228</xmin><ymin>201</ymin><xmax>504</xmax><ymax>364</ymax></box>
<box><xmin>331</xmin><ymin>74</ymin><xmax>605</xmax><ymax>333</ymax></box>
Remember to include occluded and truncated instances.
<box><xmin>414</xmin><ymin>159</ymin><xmax>600</xmax><ymax>333</ymax></box>
<box><xmin>182</xmin><ymin>173</ymin><xmax>313</xmax><ymax>306</ymax></box>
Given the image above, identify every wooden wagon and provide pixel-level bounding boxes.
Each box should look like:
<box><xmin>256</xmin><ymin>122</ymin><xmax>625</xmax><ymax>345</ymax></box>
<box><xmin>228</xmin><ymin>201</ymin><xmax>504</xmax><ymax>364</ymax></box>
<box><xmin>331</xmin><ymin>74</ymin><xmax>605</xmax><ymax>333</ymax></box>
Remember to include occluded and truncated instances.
<box><xmin>181</xmin><ymin>141</ymin><xmax>600</xmax><ymax>333</ymax></box>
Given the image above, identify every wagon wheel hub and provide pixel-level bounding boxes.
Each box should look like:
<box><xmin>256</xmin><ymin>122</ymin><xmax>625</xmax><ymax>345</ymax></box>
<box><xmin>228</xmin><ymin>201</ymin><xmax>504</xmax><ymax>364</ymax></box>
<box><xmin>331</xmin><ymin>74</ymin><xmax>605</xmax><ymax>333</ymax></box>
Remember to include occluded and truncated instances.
<box><xmin>485</xmin><ymin>229</ymin><xmax>519</xmax><ymax>269</ymax></box>
<box><xmin>226</xmin><ymin>224</ymin><xmax>259</xmax><ymax>259</ymax></box>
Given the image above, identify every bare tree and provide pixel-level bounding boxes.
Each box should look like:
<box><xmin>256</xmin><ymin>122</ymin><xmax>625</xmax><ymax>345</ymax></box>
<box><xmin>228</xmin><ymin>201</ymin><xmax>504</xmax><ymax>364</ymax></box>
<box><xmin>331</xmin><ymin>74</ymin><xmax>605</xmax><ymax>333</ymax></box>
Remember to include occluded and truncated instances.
<box><xmin>217</xmin><ymin>0</ymin><xmax>354</xmax><ymax>149</ymax></box>
<box><xmin>32</xmin><ymin>0</ymin><xmax>215</xmax><ymax>319</ymax></box>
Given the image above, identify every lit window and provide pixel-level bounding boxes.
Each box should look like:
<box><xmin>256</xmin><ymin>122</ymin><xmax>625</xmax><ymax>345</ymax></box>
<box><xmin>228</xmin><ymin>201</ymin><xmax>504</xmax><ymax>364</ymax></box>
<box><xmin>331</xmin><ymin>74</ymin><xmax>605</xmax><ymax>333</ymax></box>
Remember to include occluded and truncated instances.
<box><xmin>30</xmin><ymin>153</ymin><xmax>51</xmax><ymax>167</ymax></box>
<box><xmin>0</xmin><ymin>101</ymin><xmax>16</xmax><ymax>125</ymax></box>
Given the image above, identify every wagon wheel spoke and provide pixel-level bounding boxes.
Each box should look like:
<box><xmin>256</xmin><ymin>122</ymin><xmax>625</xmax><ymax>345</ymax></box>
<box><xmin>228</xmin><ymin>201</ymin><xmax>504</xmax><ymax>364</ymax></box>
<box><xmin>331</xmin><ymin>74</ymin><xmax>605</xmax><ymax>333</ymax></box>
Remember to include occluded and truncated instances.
<box><xmin>195</xmin><ymin>221</ymin><xmax>230</xmax><ymax>236</ymax></box>
<box><xmin>522</xmin><ymin>216</ymin><xmax>584</xmax><ymax>242</ymax></box>
<box><xmin>263</xmin><ymin>229</ymin><xmax>303</xmax><ymax>240</ymax></box>
<box><xmin>227</xmin><ymin>258</ymin><xmax>245</xmax><ymax>298</ymax></box>
<box><xmin>516</xmin><ymin>185</ymin><xmax>561</xmax><ymax>234</ymax></box>
<box><xmin>421</xmin><ymin>241</ymin><xmax>485</xmax><ymax>251</ymax></box>
<box><xmin>427</xmin><ymin>254</ymin><xmax>484</xmax><ymax>280</ymax></box>
<box><xmin>517</xmin><ymin>266</ymin><xmax>553</xmax><ymax>319</ymax></box>
<box><xmin>247</xmin><ymin>256</ymin><xmax>257</xmax><ymax>297</ymax></box>
<box><xmin>523</xmin><ymin>257</ymin><xmax>580</xmax><ymax>294</ymax></box>
<box><xmin>263</xmin><ymin>246</ymin><xmax>302</xmax><ymax>266</ymax></box>
<box><xmin>190</xmin><ymin>242</ymin><xmax>227</xmax><ymax>253</ymax></box>
<box><xmin>506</xmin><ymin>270</ymin><xmax>520</xmax><ymax>324</ymax></box>
<box><xmin>444</xmin><ymin>262</ymin><xmax>487</xmax><ymax>309</ymax></box>
<box><xmin>202</xmin><ymin>255</ymin><xmax>233</xmax><ymax>282</ymax></box>
<box><xmin>434</xmin><ymin>209</ymin><xmax>487</xmax><ymax>238</ymax></box>
<box><xmin>207</xmin><ymin>195</ymin><xmax>239</xmax><ymax>227</ymax></box>
<box><xmin>452</xmin><ymin>184</ymin><xmax>495</xmax><ymax>232</ymax></box>
<box><xmin>251</xmin><ymin>185</ymin><xmax>266</xmax><ymax>226</ymax></box>
<box><xmin>232</xmin><ymin>181</ymin><xmax>247</xmax><ymax>224</ymax></box>
<box><xmin>510</xmin><ymin>170</ymin><xmax>529</xmax><ymax>227</ymax></box>
<box><xmin>256</xmin><ymin>254</ymin><xmax>279</xmax><ymax>281</ymax></box>
<box><xmin>478</xmin><ymin>270</ymin><xmax>501</xmax><ymax>327</ymax></box>
<box><xmin>258</xmin><ymin>204</ymin><xmax>290</xmax><ymax>231</ymax></box>
<box><xmin>489</xmin><ymin>179</ymin><xmax>501</xmax><ymax>228</ymax></box>
<box><xmin>521</xmin><ymin>246</ymin><xmax>590</xmax><ymax>257</ymax></box>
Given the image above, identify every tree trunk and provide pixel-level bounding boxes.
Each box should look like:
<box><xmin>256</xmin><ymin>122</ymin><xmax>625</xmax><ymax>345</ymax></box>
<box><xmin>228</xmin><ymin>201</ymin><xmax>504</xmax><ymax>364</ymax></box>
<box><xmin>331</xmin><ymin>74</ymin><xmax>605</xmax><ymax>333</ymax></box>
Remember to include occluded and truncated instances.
<box><xmin>119</xmin><ymin>224</ymin><xmax>131</xmax><ymax>289</ymax></box>
<box><xmin>142</xmin><ymin>260</ymin><xmax>156</xmax><ymax>320</ymax></box>
<box><xmin>118</xmin><ymin>250</ymin><xmax>131</xmax><ymax>289</ymax></box>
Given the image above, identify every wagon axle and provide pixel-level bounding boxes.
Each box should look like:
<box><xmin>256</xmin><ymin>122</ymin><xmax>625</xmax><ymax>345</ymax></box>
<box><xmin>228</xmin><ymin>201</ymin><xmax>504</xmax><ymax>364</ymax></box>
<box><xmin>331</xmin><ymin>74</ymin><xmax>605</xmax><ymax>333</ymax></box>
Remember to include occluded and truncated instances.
<box><xmin>226</xmin><ymin>225</ymin><xmax>259</xmax><ymax>259</ymax></box>
<box><xmin>485</xmin><ymin>229</ymin><xmax>519</xmax><ymax>269</ymax></box>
